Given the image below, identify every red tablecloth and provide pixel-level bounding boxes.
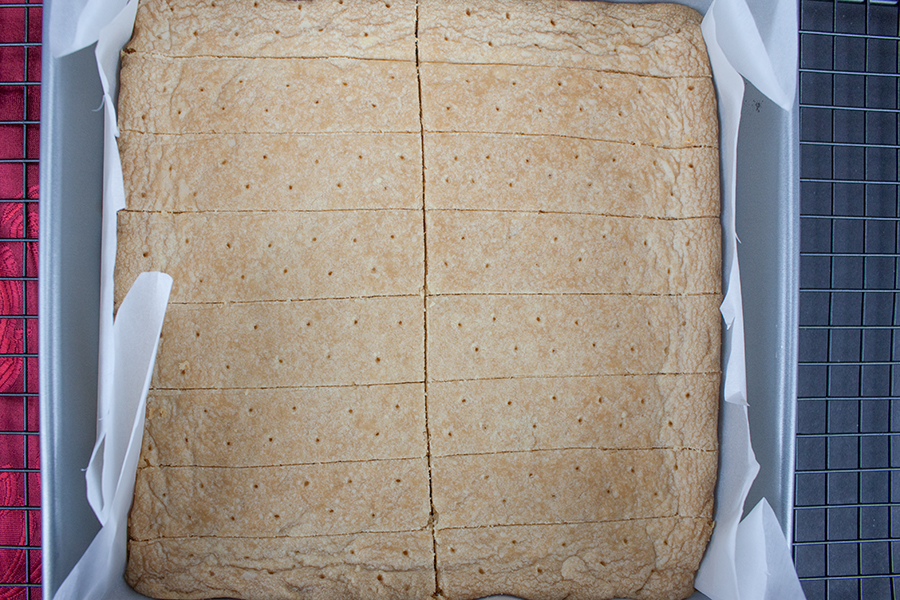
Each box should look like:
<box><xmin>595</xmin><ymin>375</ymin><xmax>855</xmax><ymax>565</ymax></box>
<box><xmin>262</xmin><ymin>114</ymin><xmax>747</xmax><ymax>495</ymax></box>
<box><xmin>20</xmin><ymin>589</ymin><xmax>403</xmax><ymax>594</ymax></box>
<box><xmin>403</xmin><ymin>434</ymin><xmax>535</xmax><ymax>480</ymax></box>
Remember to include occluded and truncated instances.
<box><xmin>0</xmin><ymin>2</ymin><xmax>42</xmax><ymax>598</ymax></box>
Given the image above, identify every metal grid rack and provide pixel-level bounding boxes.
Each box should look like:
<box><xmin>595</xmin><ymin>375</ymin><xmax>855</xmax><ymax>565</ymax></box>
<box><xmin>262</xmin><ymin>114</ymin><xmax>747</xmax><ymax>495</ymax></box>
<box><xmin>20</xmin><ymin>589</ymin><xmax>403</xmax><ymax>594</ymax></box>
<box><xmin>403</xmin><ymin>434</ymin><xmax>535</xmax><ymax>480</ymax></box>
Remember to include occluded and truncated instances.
<box><xmin>0</xmin><ymin>1</ymin><xmax>41</xmax><ymax>599</ymax></box>
<box><xmin>797</xmin><ymin>0</ymin><xmax>900</xmax><ymax>596</ymax></box>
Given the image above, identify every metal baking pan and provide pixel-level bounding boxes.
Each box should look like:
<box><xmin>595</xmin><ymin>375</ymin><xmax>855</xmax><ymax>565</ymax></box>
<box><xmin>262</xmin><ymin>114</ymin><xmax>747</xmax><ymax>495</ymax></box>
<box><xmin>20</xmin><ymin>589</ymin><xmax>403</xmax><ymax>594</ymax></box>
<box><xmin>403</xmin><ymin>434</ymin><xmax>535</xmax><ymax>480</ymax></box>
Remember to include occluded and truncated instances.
<box><xmin>39</xmin><ymin>4</ymin><xmax>799</xmax><ymax>599</ymax></box>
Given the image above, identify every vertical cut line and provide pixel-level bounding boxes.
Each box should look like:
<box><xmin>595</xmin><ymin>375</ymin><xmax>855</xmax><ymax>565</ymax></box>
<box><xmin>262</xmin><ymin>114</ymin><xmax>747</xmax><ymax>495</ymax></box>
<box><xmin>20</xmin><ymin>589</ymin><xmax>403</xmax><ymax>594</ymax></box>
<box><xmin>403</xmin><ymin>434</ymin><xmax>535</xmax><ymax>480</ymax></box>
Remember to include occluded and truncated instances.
<box><xmin>414</xmin><ymin>2</ymin><xmax>440</xmax><ymax>596</ymax></box>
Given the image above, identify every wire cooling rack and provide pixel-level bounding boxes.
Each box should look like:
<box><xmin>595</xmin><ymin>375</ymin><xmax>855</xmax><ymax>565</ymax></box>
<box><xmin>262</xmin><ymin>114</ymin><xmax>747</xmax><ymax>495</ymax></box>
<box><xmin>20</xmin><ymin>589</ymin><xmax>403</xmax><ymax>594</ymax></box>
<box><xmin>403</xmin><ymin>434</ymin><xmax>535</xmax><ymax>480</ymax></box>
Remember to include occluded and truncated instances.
<box><xmin>0</xmin><ymin>1</ymin><xmax>41</xmax><ymax>599</ymax></box>
<box><xmin>796</xmin><ymin>0</ymin><xmax>900</xmax><ymax>597</ymax></box>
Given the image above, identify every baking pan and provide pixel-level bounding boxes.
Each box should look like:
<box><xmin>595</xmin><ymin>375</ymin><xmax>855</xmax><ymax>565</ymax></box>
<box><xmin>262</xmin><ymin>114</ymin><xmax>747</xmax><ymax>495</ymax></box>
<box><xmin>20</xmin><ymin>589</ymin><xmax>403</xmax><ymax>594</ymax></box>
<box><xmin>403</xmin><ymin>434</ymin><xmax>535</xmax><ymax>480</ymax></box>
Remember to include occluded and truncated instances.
<box><xmin>39</xmin><ymin>2</ymin><xmax>800</xmax><ymax>598</ymax></box>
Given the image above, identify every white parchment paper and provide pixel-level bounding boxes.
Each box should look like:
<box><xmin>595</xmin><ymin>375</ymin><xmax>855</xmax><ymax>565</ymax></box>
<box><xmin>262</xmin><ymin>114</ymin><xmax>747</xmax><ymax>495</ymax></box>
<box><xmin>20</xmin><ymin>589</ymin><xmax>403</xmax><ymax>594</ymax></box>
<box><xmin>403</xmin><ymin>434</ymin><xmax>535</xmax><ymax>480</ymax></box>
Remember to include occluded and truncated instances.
<box><xmin>49</xmin><ymin>0</ymin><xmax>804</xmax><ymax>598</ymax></box>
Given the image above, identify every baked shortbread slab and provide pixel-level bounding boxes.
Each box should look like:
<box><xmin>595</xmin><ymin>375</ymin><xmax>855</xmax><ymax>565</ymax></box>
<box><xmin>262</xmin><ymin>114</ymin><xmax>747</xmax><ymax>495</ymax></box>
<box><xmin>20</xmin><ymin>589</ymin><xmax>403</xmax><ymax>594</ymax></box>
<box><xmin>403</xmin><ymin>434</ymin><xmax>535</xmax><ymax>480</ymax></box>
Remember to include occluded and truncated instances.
<box><xmin>119</xmin><ymin>1</ymin><xmax>721</xmax><ymax>599</ymax></box>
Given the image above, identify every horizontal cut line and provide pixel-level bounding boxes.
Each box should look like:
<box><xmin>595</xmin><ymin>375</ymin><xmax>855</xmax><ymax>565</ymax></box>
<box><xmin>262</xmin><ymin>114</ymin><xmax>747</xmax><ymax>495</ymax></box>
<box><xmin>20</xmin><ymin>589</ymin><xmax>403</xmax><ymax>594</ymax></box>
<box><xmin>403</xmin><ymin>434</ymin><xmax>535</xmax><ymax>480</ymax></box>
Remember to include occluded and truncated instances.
<box><xmin>130</xmin><ymin>527</ymin><xmax>430</xmax><ymax>544</ymax></box>
<box><xmin>127</xmin><ymin>51</ymin><xmax>711</xmax><ymax>81</ymax></box>
<box><xmin>421</xmin><ymin>59</ymin><xmax>712</xmax><ymax>81</ymax></box>
<box><xmin>119</xmin><ymin>208</ymin><xmax>421</xmax><ymax>215</ymax></box>
<box><xmin>121</xmin><ymin>128</ymin><xmax>421</xmax><ymax>136</ymax></box>
<box><xmin>167</xmin><ymin>292</ymin><xmax>722</xmax><ymax>306</ymax></box>
<box><xmin>122</xmin><ymin>130</ymin><xmax>421</xmax><ymax>138</ymax></box>
<box><xmin>430</xmin><ymin>372</ymin><xmax>720</xmax><ymax>384</ymax></box>
<box><xmin>150</xmin><ymin>381</ymin><xmax>424</xmax><ymax>392</ymax></box>
<box><xmin>121</xmin><ymin>128</ymin><xmax>714</xmax><ymax>150</ymax></box>
<box><xmin>425</xmin><ymin>129</ymin><xmax>713</xmax><ymax>150</ymax></box>
<box><xmin>142</xmin><ymin>446</ymin><xmax>715</xmax><ymax>470</ymax></box>
<box><xmin>168</xmin><ymin>293</ymin><xmax>420</xmax><ymax>306</ymax></box>
<box><xmin>118</xmin><ymin>207</ymin><xmax>718</xmax><ymax>221</ymax></box>
<box><xmin>128</xmin><ymin>51</ymin><xmax>416</xmax><ymax>64</ymax></box>
<box><xmin>130</xmin><ymin>517</ymin><xmax>717</xmax><ymax>543</ymax></box>
<box><xmin>142</xmin><ymin>455</ymin><xmax>425</xmax><ymax>470</ymax></box>
<box><xmin>434</xmin><ymin>446</ymin><xmax>716</xmax><ymax>460</ymax></box>
<box><xmin>437</xmin><ymin>515</ymin><xmax>711</xmax><ymax>532</ymax></box>
<box><xmin>427</xmin><ymin>292</ymin><xmax>722</xmax><ymax>298</ymax></box>
<box><xmin>427</xmin><ymin>208</ymin><xmax>719</xmax><ymax>220</ymax></box>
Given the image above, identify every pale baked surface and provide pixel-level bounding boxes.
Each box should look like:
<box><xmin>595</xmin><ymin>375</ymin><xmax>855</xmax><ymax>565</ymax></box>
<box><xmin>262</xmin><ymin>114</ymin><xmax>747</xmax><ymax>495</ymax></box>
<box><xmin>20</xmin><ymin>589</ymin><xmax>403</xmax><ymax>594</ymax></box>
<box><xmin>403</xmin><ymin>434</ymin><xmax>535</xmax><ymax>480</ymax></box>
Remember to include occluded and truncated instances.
<box><xmin>140</xmin><ymin>384</ymin><xmax>427</xmax><ymax>467</ymax></box>
<box><xmin>119</xmin><ymin>1</ymin><xmax>720</xmax><ymax>599</ymax></box>
<box><xmin>427</xmin><ymin>212</ymin><xmax>721</xmax><ymax>295</ymax></box>
<box><xmin>115</xmin><ymin>210</ymin><xmax>424</xmax><ymax>305</ymax></box>
<box><xmin>128</xmin><ymin>0</ymin><xmax>417</xmax><ymax>60</ymax></box>
<box><xmin>431</xmin><ymin>448</ymin><xmax>716</xmax><ymax>528</ymax></box>
<box><xmin>424</xmin><ymin>133</ymin><xmax>719</xmax><ymax>218</ymax></box>
<box><xmin>118</xmin><ymin>55</ymin><xmax>420</xmax><ymax>134</ymax></box>
<box><xmin>119</xmin><ymin>132</ymin><xmax>423</xmax><ymax>212</ymax></box>
<box><xmin>131</xmin><ymin>459</ymin><xmax>431</xmax><ymax>540</ymax></box>
<box><xmin>153</xmin><ymin>298</ymin><xmax>424</xmax><ymax>388</ymax></box>
<box><xmin>427</xmin><ymin>375</ymin><xmax>720</xmax><ymax>456</ymax></box>
<box><xmin>436</xmin><ymin>518</ymin><xmax>714</xmax><ymax>600</ymax></box>
<box><xmin>417</xmin><ymin>0</ymin><xmax>712</xmax><ymax>78</ymax></box>
<box><xmin>129</xmin><ymin>531</ymin><xmax>435</xmax><ymax>600</ymax></box>
<box><xmin>420</xmin><ymin>63</ymin><xmax>717</xmax><ymax>147</ymax></box>
<box><xmin>426</xmin><ymin>294</ymin><xmax>721</xmax><ymax>381</ymax></box>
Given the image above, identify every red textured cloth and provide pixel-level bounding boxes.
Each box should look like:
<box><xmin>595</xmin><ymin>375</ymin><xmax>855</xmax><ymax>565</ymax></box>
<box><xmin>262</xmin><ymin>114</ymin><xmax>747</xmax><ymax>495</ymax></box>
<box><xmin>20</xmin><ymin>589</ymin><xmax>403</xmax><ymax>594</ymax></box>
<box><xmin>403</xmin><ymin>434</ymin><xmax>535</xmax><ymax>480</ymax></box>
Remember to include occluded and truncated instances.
<box><xmin>0</xmin><ymin>1</ymin><xmax>42</xmax><ymax>598</ymax></box>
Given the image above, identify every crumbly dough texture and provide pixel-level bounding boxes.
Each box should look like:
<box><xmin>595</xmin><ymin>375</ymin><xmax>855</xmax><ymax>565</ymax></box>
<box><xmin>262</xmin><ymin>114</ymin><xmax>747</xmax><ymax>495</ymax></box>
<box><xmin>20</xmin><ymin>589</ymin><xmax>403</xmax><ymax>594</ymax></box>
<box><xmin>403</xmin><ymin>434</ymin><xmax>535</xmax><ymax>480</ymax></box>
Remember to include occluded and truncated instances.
<box><xmin>119</xmin><ymin>1</ymin><xmax>721</xmax><ymax>599</ymax></box>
